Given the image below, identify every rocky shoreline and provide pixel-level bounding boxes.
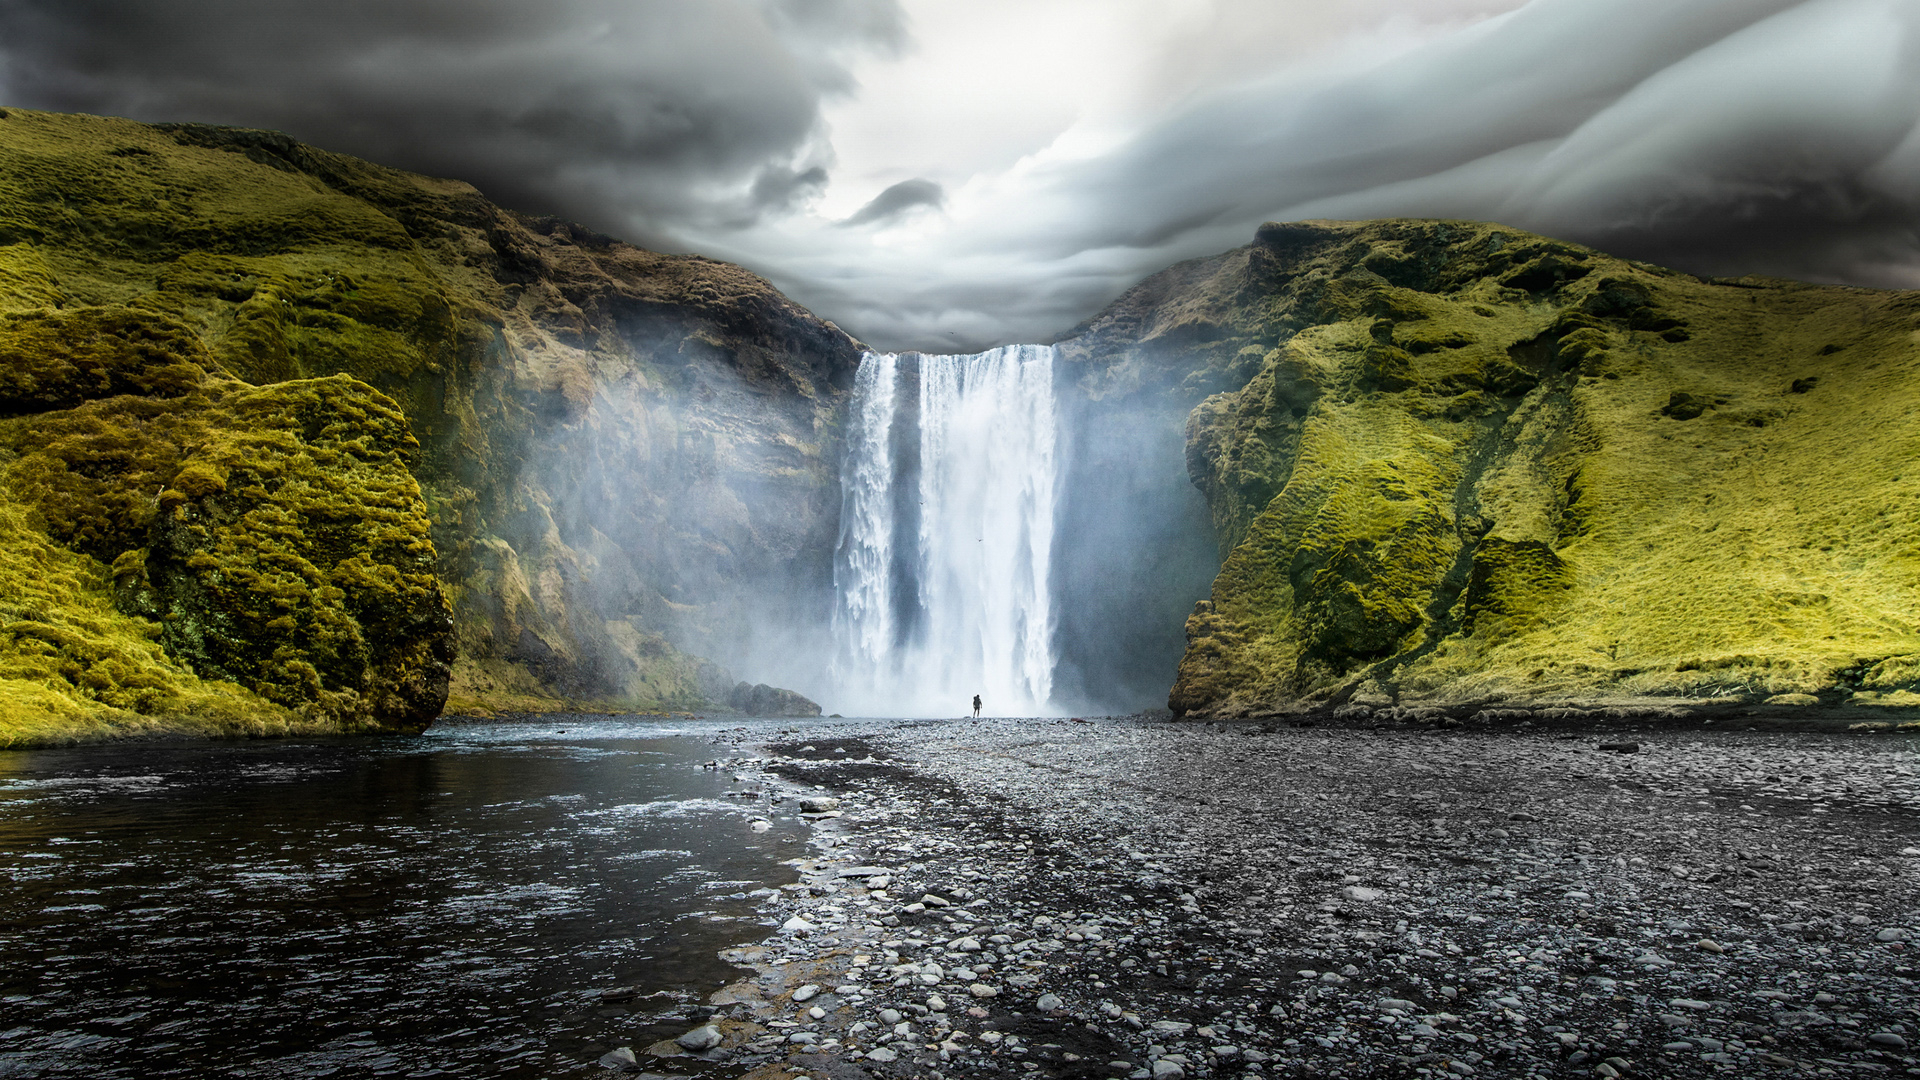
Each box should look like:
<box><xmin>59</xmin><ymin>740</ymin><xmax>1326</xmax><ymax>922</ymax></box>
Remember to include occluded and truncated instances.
<box><xmin>590</xmin><ymin>715</ymin><xmax>1919</xmax><ymax>1079</ymax></box>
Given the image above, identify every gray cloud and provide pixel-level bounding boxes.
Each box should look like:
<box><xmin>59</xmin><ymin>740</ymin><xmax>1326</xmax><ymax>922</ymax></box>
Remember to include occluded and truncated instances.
<box><xmin>0</xmin><ymin>0</ymin><xmax>906</xmax><ymax>244</ymax></box>
<box><xmin>839</xmin><ymin>177</ymin><xmax>943</xmax><ymax>226</ymax></box>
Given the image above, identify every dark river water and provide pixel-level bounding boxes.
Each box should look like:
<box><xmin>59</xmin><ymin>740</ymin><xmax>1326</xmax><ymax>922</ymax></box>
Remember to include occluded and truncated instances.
<box><xmin>0</xmin><ymin>717</ymin><xmax>817</xmax><ymax>1078</ymax></box>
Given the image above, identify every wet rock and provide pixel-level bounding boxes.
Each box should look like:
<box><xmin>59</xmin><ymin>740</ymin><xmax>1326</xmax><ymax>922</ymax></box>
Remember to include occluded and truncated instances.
<box><xmin>597</xmin><ymin>1046</ymin><xmax>638</xmax><ymax>1070</ymax></box>
<box><xmin>674</xmin><ymin>1025</ymin><xmax>722</xmax><ymax>1051</ymax></box>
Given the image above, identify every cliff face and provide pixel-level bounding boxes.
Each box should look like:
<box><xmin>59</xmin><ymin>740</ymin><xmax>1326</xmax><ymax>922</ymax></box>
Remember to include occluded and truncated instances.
<box><xmin>0</xmin><ymin>108</ymin><xmax>848</xmax><ymax>738</ymax></box>
<box><xmin>1065</xmin><ymin>219</ymin><xmax>1920</xmax><ymax>716</ymax></box>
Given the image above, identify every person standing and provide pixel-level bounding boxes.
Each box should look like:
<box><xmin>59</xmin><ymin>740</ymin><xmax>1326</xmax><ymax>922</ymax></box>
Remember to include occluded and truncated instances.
<box><xmin>972</xmin><ymin>694</ymin><xmax>982</xmax><ymax>719</ymax></box>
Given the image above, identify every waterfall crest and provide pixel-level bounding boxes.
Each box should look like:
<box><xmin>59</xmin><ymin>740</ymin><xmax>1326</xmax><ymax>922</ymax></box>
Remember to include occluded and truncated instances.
<box><xmin>832</xmin><ymin>345</ymin><xmax>1058</xmax><ymax>716</ymax></box>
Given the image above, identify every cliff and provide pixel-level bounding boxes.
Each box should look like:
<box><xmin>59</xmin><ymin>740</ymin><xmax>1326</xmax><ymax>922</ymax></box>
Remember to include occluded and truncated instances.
<box><xmin>1063</xmin><ymin>219</ymin><xmax>1920</xmax><ymax>717</ymax></box>
<box><xmin>0</xmin><ymin>108</ymin><xmax>844</xmax><ymax>740</ymax></box>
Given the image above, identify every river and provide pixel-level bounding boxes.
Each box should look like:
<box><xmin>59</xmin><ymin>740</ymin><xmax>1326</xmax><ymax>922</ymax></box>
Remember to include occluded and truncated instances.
<box><xmin>0</xmin><ymin>717</ymin><xmax>818</xmax><ymax>1078</ymax></box>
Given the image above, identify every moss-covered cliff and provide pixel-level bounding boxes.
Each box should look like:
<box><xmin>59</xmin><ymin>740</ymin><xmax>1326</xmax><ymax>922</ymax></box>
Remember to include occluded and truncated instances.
<box><xmin>1064</xmin><ymin>219</ymin><xmax>1920</xmax><ymax>717</ymax></box>
<box><xmin>0</xmin><ymin>108</ymin><xmax>847</xmax><ymax>739</ymax></box>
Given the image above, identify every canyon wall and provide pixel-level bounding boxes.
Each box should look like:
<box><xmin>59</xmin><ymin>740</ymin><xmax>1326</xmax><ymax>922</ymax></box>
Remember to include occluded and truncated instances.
<box><xmin>0</xmin><ymin>109</ymin><xmax>848</xmax><ymax>739</ymax></box>
<box><xmin>1064</xmin><ymin>219</ymin><xmax>1920</xmax><ymax>716</ymax></box>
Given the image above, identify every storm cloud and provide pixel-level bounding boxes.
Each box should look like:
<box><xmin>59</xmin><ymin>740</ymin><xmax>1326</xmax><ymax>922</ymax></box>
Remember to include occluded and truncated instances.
<box><xmin>1</xmin><ymin>0</ymin><xmax>1916</xmax><ymax>348</ymax></box>
<box><xmin>0</xmin><ymin>0</ymin><xmax>906</xmax><ymax>245</ymax></box>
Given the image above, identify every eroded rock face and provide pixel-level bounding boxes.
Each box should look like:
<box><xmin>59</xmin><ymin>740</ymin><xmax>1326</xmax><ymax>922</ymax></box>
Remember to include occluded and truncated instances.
<box><xmin>1063</xmin><ymin>219</ymin><xmax>1920</xmax><ymax>716</ymax></box>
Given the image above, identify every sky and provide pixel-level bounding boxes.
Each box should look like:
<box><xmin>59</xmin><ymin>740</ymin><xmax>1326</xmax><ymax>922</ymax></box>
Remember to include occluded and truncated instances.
<box><xmin>2</xmin><ymin>0</ymin><xmax>1917</xmax><ymax>350</ymax></box>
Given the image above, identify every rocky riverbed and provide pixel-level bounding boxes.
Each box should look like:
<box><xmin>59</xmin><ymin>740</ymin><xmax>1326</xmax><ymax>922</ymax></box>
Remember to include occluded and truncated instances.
<box><xmin>590</xmin><ymin>716</ymin><xmax>1919</xmax><ymax>1079</ymax></box>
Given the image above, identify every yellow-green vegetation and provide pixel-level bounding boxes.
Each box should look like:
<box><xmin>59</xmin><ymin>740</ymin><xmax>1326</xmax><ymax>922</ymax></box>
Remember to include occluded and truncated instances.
<box><xmin>0</xmin><ymin>322</ymin><xmax>454</xmax><ymax>733</ymax></box>
<box><xmin>0</xmin><ymin>108</ymin><xmax>854</xmax><ymax>735</ymax></box>
<box><xmin>1087</xmin><ymin>220</ymin><xmax>1920</xmax><ymax>716</ymax></box>
<box><xmin>0</xmin><ymin>489</ymin><xmax>321</xmax><ymax>745</ymax></box>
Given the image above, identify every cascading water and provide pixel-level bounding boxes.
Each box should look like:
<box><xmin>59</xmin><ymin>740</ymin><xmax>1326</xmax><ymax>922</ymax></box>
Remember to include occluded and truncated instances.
<box><xmin>832</xmin><ymin>344</ymin><xmax>1058</xmax><ymax>716</ymax></box>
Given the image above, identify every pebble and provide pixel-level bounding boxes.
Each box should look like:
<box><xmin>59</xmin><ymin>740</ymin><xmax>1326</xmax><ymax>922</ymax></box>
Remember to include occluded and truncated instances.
<box><xmin>711</xmin><ymin>721</ymin><xmax>1920</xmax><ymax>1080</ymax></box>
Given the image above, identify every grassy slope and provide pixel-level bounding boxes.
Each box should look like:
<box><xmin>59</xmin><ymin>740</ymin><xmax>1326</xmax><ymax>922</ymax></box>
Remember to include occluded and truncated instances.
<box><xmin>1067</xmin><ymin>219</ymin><xmax>1920</xmax><ymax>716</ymax></box>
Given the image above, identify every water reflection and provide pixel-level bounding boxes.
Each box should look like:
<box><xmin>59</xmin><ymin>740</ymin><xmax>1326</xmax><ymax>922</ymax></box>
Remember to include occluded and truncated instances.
<box><xmin>0</xmin><ymin>718</ymin><xmax>805</xmax><ymax>1078</ymax></box>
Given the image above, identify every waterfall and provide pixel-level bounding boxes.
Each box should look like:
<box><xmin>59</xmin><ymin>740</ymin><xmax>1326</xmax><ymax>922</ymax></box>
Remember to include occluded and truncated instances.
<box><xmin>832</xmin><ymin>345</ymin><xmax>1058</xmax><ymax>716</ymax></box>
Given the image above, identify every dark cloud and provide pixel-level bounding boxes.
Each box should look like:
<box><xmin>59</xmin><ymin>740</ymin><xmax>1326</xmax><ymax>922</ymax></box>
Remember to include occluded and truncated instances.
<box><xmin>839</xmin><ymin>177</ymin><xmax>943</xmax><ymax>226</ymax></box>
<box><xmin>2</xmin><ymin>0</ymin><xmax>1914</xmax><ymax>350</ymax></box>
<box><xmin>0</xmin><ymin>0</ymin><xmax>906</xmax><ymax>244</ymax></box>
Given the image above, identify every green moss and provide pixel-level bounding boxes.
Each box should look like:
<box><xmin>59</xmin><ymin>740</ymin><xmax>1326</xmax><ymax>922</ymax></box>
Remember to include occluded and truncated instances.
<box><xmin>0</xmin><ymin>306</ymin><xmax>208</xmax><ymax>410</ymax></box>
<box><xmin>0</xmin><ymin>491</ymin><xmax>308</xmax><ymax>746</ymax></box>
<box><xmin>0</xmin><ymin>242</ymin><xmax>63</xmax><ymax>311</ymax></box>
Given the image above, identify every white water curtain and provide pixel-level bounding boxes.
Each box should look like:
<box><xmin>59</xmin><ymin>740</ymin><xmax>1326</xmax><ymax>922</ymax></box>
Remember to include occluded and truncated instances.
<box><xmin>831</xmin><ymin>345</ymin><xmax>1058</xmax><ymax>716</ymax></box>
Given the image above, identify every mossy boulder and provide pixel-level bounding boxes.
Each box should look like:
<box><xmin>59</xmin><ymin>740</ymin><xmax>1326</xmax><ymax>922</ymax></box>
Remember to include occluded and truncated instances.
<box><xmin>1062</xmin><ymin>219</ymin><xmax>1920</xmax><ymax>716</ymax></box>
<box><xmin>1</xmin><ymin>359</ymin><xmax>453</xmax><ymax>731</ymax></box>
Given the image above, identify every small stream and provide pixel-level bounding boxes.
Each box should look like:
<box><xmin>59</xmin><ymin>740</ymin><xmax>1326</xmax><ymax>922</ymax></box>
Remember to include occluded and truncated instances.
<box><xmin>0</xmin><ymin>717</ymin><xmax>820</xmax><ymax>1078</ymax></box>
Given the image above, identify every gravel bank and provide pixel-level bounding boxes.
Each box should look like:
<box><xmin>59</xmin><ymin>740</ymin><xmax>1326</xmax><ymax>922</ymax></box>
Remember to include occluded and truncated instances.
<box><xmin>608</xmin><ymin>716</ymin><xmax>1920</xmax><ymax>1079</ymax></box>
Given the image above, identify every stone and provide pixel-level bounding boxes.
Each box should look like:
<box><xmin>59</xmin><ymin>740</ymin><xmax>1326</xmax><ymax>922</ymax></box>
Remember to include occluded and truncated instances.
<box><xmin>1874</xmin><ymin>927</ymin><xmax>1907</xmax><ymax>942</ymax></box>
<box><xmin>1668</xmin><ymin>998</ymin><xmax>1711</xmax><ymax>1011</ymax></box>
<box><xmin>1870</xmin><ymin>1032</ymin><xmax>1908</xmax><ymax>1049</ymax></box>
<box><xmin>1152</xmin><ymin>1061</ymin><xmax>1186</xmax><ymax>1080</ymax></box>
<box><xmin>922</xmin><ymin>893</ymin><xmax>952</xmax><ymax>907</ymax></box>
<box><xmin>864</xmin><ymin>1047</ymin><xmax>898</xmax><ymax>1063</ymax></box>
<box><xmin>952</xmin><ymin>936</ymin><xmax>982</xmax><ymax>951</ymax></box>
<box><xmin>1151</xmin><ymin>1021</ymin><xmax>1194</xmax><ymax>1035</ymax></box>
<box><xmin>1340</xmin><ymin>885</ymin><xmax>1383</xmax><ymax>902</ymax></box>
<box><xmin>968</xmin><ymin>983</ymin><xmax>999</xmax><ymax>998</ymax></box>
<box><xmin>1037</xmin><ymin>993</ymin><xmax>1064</xmax><ymax>1012</ymax></box>
<box><xmin>674</xmin><ymin>1025</ymin><xmax>723</xmax><ymax>1051</ymax></box>
<box><xmin>837</xmin><ymin>865</ymin><xmax>889</xmax><ymax>878</ymax></box>
<box><xmin>927</xmin><ymin>994</ymin><xmax>948</xmax><ymax>1012</ymax></box>
<box><xmin>792</xmin><ymin>984</ymin><xmax>821</xmax><ymax>1003</ymax></box>
<box><xmin>1598</xmin><ymin>742</ymin><xmax>1640</xmax><ymax>753</ymax></box>
<box><xmin>878</xmin><ymin>1009</ymin><xmax>902</xmax><ymax>1025</ymax></box>
<box><xmin>781</xmin><ymin>916</ymin><xmax>815</xmax><ymax>934</ymax></box>
<box><xmin>598</xmin><ymin>1047</ymin><xmax>638</xmax><ymax>1069</ymax></box>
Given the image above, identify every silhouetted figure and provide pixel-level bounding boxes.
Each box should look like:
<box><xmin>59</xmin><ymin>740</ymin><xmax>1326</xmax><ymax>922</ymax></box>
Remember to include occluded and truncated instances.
<box><xmin>972</xmin><ymin>694</ymin><xmax>982</xmax><ymax>719</ymax></box>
